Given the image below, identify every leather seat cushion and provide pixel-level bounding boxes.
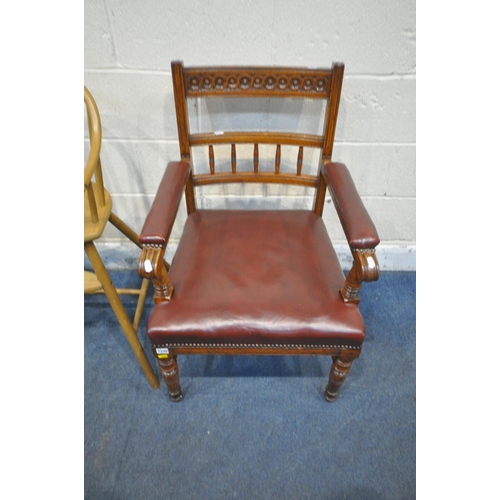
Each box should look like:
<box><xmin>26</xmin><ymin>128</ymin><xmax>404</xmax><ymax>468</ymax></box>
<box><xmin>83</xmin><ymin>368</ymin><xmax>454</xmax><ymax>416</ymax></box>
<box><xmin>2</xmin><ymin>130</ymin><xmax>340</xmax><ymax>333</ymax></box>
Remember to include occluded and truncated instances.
<box><xmin>148</xmin><ymin>210</ymin><xmax>365</xmax><ymax>349</ymax></box>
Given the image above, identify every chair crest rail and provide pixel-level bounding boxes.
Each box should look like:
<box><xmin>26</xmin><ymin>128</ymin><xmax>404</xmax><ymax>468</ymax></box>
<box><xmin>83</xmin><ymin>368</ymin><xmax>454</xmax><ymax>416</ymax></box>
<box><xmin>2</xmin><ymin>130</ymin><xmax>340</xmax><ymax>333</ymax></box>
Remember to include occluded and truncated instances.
<box><xmin>183</xmin><ymin>66</ymin><xmax>334</xmax><ymax>98</ymax></box>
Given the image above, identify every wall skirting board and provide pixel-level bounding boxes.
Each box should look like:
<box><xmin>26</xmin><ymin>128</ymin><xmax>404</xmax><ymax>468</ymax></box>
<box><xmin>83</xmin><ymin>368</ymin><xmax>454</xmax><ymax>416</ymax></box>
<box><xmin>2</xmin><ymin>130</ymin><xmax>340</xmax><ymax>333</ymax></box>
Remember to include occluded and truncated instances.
<box><xmin>85</xmin><ymin>242</ymin><xmax>416</xmax><ymax>272</ymax></box>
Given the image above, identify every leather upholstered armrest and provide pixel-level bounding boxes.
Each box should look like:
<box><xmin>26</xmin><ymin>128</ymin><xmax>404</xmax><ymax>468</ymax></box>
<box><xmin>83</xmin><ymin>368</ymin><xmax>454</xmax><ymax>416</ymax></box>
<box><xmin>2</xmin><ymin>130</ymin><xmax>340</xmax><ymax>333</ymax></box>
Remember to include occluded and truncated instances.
<box><xmin>139</xmin><ymin>161</ymin><xmax>191</xmax><ymax>247</ymax></box>
<box><xmin>324</xmin><ymin>162</ymin><xmax>380</xmax><ymax>303</ymax></box>
<box><xmin>324</xmin><ymin>162</ymin><xmax>380</xmax><ymax>251</ymax></box>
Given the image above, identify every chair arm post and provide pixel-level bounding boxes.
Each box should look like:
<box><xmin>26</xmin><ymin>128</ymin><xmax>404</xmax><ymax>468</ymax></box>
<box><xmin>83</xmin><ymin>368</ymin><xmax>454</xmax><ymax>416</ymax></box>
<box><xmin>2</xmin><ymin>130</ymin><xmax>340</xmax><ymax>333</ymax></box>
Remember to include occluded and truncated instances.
<box><xmin>138</xmin><ymin>245</ymin><xmax>174</xmax><ymax>303</ymax></box>
<box><xmin>340</xmin><ymin>249</ymin><xmax>380</xmax><ymax>304</ymax></box>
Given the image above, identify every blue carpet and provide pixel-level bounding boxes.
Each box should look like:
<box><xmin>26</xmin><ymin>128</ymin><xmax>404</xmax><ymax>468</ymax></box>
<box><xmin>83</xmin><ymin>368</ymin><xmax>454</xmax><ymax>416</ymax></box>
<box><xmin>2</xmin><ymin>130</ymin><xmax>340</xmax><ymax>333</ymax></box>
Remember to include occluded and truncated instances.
<box><xmin>84</xmin><ymin>271</ymin><xmax>415</xmax><ymax>499</ymax></box>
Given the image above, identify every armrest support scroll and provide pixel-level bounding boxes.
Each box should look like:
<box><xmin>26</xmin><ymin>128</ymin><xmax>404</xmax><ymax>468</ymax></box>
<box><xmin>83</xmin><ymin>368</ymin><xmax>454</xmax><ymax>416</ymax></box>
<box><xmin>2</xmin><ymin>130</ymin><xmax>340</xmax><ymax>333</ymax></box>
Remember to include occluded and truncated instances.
<box><xmin>138</xmin><ymin>161</ymin><xmax>191</xmax><ymax>302</ymax></box>
<box><xmin>340</xmin><ymin>249</ymin><xmax>380</xmax><ymax>303</ymax></box>
<box><xmin>139</xmin><ymin>246</ymin><xmax>174</xmax><ymax>303</ymax></box>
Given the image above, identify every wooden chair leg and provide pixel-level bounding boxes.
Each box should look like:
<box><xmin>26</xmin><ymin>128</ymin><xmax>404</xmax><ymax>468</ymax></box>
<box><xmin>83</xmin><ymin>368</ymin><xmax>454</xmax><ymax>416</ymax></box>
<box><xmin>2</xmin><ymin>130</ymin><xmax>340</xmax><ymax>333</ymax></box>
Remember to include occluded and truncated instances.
<box><xmin>324</xmin><ymin>351</ymin><xmax>357</xmax><ymax>402</ymax></box>
<box><xmin>85</xmin><ymin>241</ymin><xmax>160</xmax><ymax>389</ymax></box>
<box><xmin>158</xmin><ymin>354</ymin><xmax>183</xmax><ymax>402</ymax></box>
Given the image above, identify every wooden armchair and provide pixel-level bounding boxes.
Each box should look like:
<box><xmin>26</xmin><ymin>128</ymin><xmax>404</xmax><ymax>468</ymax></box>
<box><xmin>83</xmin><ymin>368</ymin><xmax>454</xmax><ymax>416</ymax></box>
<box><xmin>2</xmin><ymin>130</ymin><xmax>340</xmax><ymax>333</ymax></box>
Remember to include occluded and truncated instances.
<box><xmin>138</xmin><ymin>62</ymin><xmax>380</xmax><ymax>401</ymax></box>
<box><xmin>84</xmin><ymin>86</ymin><xmax>159</xmax><ymax>389</ymax></box>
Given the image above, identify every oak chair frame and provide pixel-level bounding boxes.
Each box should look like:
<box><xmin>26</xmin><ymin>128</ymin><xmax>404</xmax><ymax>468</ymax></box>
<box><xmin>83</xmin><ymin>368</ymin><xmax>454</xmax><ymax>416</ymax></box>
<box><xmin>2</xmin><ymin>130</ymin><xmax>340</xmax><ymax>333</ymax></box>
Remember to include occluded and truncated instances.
<box><xmin>84</xmin><ymin>86</ymin><xmax>159</xmax><ymax>389</ymax></box>
<box><xmin>139</xmin><ymin>62</ymin><xmax>380</xmax><ymax>401</ymax></box>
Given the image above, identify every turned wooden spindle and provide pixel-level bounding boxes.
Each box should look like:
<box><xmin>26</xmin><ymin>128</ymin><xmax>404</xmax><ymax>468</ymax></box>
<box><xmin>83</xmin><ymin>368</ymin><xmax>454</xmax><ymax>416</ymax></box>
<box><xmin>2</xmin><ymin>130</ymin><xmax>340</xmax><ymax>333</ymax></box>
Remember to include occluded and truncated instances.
<box><xmin>231</xmin><ymin>143</ymin><xmax>236</xmax><ymax>173</ymax></box>
<box><xmin>275</xmin><ymin>144</ymin><xmax>281</xmax><ymax>174</ymax></box>
<box><xmin>297</xmin><ymin>146</ymin><xmax>303</xmax><ymax>176</ymax></box>
<box><xmin>209</xmin><ymin>144</ymin><xmax>215</xmax><ymax>174</ymax></box>
<box><xmin>253</xmin><ymin>143</ymin><xmax>259</xmax><ymax>173</ymax></box>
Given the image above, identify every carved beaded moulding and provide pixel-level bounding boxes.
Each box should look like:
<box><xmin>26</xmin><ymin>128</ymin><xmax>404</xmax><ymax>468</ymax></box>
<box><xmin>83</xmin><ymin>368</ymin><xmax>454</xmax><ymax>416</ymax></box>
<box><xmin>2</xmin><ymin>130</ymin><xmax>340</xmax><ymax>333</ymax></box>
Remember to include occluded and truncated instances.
<box><xmin>184</xmin><ymin>68</ymin><xmax>332</xmax><ymax>98</ymax></box>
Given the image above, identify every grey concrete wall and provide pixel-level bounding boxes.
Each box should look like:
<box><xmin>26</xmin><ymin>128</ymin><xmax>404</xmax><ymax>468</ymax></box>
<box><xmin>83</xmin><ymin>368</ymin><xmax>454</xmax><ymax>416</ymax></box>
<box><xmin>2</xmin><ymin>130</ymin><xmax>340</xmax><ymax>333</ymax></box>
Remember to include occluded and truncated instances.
<box><xmin>84</xmin><ymin>0</ymin><xmax>416</xmax><ymax>269</ymax></box>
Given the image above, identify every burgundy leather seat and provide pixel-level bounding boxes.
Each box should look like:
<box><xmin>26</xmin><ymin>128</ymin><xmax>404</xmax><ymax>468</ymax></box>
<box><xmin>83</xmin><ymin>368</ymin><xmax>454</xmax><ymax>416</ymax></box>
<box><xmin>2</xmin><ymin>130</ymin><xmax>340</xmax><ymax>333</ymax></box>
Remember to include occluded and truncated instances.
<box><xmin>148</xmin><ymin>210</ymin><xmax>365</xmax><ymax>349</ymax></box>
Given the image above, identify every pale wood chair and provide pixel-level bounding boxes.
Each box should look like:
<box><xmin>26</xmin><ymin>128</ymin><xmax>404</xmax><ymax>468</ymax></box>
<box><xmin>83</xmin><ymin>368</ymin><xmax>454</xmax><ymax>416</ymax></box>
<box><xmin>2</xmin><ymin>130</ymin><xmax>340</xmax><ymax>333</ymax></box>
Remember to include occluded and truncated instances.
<box><xmin>84</xmin><ymin>86</ymin><xmax>159</xmax><ymax>389</ymax></box>
<box><xmin>138</xmin><ymin>62</ymin><xmax>380</xmax><ymax>401</ymax></box>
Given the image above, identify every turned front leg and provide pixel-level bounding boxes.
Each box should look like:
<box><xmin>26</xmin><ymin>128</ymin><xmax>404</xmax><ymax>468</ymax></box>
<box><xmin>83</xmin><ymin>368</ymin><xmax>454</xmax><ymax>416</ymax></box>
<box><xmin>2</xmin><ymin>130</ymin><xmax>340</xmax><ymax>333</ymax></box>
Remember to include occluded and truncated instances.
<box><xmin>158</xmin><ymin>354</ymin><xmax>183</xmax><ymax>402</ymax></box>
<box><xmin>324</xmin><ymin>350</ymin><xmax>359</xmax><ymax>402</ymax></box>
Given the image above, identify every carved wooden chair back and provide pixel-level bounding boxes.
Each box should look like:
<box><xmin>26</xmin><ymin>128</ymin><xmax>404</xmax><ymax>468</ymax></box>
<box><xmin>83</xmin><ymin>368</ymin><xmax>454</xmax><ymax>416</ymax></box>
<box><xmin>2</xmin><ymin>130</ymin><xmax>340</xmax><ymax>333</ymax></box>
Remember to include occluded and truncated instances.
<box><xmin>171</xmin><ymin>61</ymin><xmax>344</xmax><ymax>215</ymax></box>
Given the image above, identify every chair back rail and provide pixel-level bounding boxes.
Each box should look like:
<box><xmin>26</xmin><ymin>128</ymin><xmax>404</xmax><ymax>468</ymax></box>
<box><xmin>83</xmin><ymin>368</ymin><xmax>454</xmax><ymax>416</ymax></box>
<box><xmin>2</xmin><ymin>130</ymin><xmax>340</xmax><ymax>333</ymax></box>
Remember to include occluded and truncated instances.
<box><xmin>189</xmin><ymin>132</ymin><xmax>323</xmax><ymax>147</ymax></box>
<box><xmin>193</xmin><ymin>172</ymin><xmax>318</xmax><ymax>188</ymax></box>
